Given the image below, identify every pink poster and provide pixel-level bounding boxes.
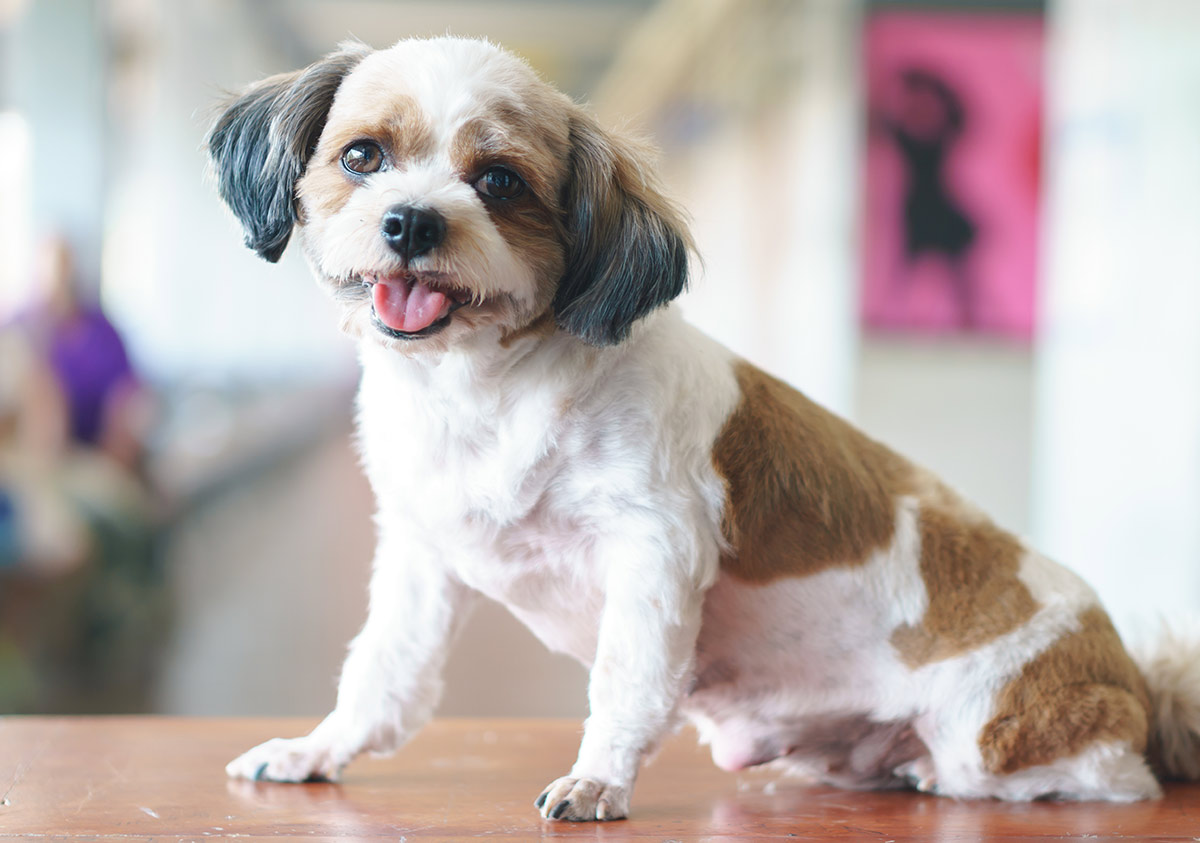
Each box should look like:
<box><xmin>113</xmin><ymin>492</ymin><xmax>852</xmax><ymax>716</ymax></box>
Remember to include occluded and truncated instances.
<box><xmin>861</xmin><ymin>12</ymin><xmax>1044</xmax><ymax>339</ymax></box>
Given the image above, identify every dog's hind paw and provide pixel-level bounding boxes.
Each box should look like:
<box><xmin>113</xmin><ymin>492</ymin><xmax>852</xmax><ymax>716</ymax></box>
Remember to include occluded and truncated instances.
<box><xmin>535</xmin><ymin>776</ymin><xmax>629</xmax><ymax>821</ymax></box>
<box><xmin>895</xmin><ymin>757</ymin><xmax>938</xmax><ymax>793</ymax></box>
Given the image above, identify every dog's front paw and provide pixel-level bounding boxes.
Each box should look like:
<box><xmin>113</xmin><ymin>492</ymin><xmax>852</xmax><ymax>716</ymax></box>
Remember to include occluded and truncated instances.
<box><xmin>534</xmin><ymin>776</ymin><xmax>629</xmax><ymax>821</ymax></box>
<box><xmin>226</xmin><ymin>736</ymin><xmax>348</xmax><ymax>783</ymax></box>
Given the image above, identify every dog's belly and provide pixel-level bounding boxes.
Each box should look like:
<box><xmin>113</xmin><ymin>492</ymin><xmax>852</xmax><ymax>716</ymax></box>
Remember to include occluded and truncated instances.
<box><xmin>692</xmin><ymin>710</ymin><xmax>926</xmax><ymax>789</ymax></box>
<box><xmin>683</xmin><ymin>566</ymin><xmax>928</xmax><ymax>775</ymax></box>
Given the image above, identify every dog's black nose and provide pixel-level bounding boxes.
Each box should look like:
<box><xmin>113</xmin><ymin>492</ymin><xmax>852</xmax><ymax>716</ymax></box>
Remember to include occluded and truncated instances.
<box><xmin>380</xmin><ymin>205</ymin><xmax>446</xmax><ymax>261</ymax></box>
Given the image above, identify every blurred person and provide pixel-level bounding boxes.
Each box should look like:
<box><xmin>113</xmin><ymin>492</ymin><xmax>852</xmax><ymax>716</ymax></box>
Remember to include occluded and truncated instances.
<box><xmin>20</xmin><ymin>235</ymin><xmax>149</xmax><ymax>471</ymax></box>
<box><xmin>0</xmin><ymin>322</ymin><xmax>93</xmax><ymax>711</ymax></box>
<box><xmin>0</xmin><ymin>235</ymin><xmax>165</xmax><ymax>713</ymax></box>
<box><xmin>0</xmin><ymin>329</ymin><xmax>90</xmax><ymax>575</ymax></box>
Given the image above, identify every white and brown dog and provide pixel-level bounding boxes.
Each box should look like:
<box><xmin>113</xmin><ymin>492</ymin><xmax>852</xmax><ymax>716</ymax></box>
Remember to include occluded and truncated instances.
<box><xmin>207</xmin><ymin>36</ymin><xmax>1200</xmax><ymax>820</ymax></box>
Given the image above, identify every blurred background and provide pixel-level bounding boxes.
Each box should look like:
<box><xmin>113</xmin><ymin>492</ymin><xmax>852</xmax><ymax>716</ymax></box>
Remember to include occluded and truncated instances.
<box><xmin>0</xmin><ymin>0</ymin><xmax>1198</xmax><ymax>718</ymax></box>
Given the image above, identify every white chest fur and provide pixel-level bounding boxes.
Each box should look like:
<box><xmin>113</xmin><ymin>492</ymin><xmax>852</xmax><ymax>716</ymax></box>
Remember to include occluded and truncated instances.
<box><xmin>353</xmin><ymin>310</ymin><xmax>740</xmax><ymax>663</ymax></box>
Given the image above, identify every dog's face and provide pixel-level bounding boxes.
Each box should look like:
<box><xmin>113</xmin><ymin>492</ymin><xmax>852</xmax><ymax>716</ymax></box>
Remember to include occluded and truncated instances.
<box><xmin>208</xmin><ymin>37</ymin><xmax>691</xmax><ymax>351</ymax></box>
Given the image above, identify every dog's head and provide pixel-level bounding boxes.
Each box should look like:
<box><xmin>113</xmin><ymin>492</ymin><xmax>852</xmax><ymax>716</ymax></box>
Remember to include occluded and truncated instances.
<box><xmin>207</xmin><ymin>37</ymin><xmax>690</xmax><ymax>351</ymax></box>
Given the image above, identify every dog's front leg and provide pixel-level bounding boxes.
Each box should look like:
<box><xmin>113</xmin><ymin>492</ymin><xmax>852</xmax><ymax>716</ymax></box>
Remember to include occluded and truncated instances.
<box><xmin>536</xmin><ymin>539</ymin><xmax>707</xmax><ymax>821</ymax></box>
<box><xmin>226</xmin><ymin>541</ymin><xmax>475</xmax><ymax>782</ymax></box>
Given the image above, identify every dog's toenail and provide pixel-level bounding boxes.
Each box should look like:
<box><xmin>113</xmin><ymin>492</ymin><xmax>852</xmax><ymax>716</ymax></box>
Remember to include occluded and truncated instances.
<box><xmin>534</xmin><ymin>792</ymin><xmax>548</xmax><ymax>808</ymax></box>
<box><xmin>551</xmin><ymin>799</ymin><xmax>569</xmax><ymax>819</ymax></box>
<box><xmin>254</xmin><ymin>762</ymin><xmax>269</xmax><ymax>781</ymax></box>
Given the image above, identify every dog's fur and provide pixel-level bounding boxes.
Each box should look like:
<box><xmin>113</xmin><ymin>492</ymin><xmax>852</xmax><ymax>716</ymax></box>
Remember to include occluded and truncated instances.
<box><xmin>207</xmin><ymin>37</ymin><xmax>1200</xmax><ymax>820</ymax></box>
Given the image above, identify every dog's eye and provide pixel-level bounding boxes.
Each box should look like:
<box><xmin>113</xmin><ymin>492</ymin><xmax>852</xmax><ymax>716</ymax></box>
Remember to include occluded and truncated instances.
<box><xmin>473</xmin><ymin>166</ymin><xmax>525</xmax><ymax>200</ymax></box>
<box><xmin>342</xmin><ymin>141</ymin><xmax>384</xmax><ymax>175</ymax></box>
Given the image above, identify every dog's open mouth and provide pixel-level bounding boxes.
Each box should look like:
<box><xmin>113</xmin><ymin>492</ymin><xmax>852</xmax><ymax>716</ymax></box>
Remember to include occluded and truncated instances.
<box><xmin>360</xmin><ymin>272</ymin><xmax>471</xmax><ymax>340</ymax></box>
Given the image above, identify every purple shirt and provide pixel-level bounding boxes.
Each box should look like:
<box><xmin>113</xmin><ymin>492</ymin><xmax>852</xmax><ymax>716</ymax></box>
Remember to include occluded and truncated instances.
<box><xmin>45</xmin><ymin>307</ymin><xmax>136</xmax><ymax>446</ymax></box>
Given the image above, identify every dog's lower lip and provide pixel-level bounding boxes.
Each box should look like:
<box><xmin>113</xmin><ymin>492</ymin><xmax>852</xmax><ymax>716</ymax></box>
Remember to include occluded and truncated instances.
<box><xmin>369</xmin><ymin>301</ymin><xmax>465</xmax><ymax>340</ymax></box>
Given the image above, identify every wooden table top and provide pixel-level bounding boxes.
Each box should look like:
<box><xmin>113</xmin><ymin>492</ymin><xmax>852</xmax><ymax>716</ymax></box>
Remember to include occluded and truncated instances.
<box><xmin>2</xmin><ymin>717</ymin><xmax>1198</xmax><ymax>841</ymax></box>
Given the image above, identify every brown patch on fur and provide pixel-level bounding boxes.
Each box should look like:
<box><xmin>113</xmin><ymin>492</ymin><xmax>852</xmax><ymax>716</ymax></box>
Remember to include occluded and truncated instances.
<box><xmin>451</xmin><ymin>111</ymin><xmax>564</xmax><ymax>203</ymax></box>
<box><xmin>563</xmin><ymin>112</ymin><xmax>694</xmax><ymax>256</ymax></box>
<box><xmin>296</xmin><ymin>157</ymin><xmax>359</xmax><ymax>222</ymax></box>
<box><xmin>447</xmin><ymin>101</ymin><xmax>572</xmax><ymax>320</ymax></box>
<box><xmin>499</xmin><ymin>308</ymin><xmax>557</xmax><ymax>348</ymax></box>
<box><xmin>889</xmin><ymin>510</ymin><xmax>1039</xmax><ymax>668</ymax></box>
<box><xmin>979</xmin><ymin>607</ymin><xmax>1151</xmax><ymax>775</ymax></box>
<box><xmin>319</xmin><ymin>96</ymin><xmax>435</xmax><ymax>166</ymax></box>
<box><xmin>484</xmin><ymin>194</ymin><xmax>565</xmax><ymax>312</ymax></box>
<box><xmin>908</xmin><ymin>467</ymin><xmax>989</xmax><ymax>524</ymax></box>
<box><xmin>712</xmin><ymin>362</ymin><xmax>913</xmax><ymax>582</ymax></box>
<box><xmin>299</xmin><ymin>97</ymin><xmax>435</xmax><ymax>221</ymax></box>
<box><xmin>715</xmin><ymin>361</ymin><xmax>1043</xmax><ymax>665</ymax></box>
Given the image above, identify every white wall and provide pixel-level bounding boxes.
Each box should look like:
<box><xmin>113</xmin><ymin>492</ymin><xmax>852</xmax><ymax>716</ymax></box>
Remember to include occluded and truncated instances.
<box><xmin>7</xmin><ymin>0</ymin><xmax>106</xmax><ymax>289</ymax></box>
<box><xmin>1033</xmin><ymin>0</ymin><xmax>1200</xmax><ymax>632</ymax></box>
<box><xmin>857</xmin><ymin>339</ymin><xmax>1034</xmax><ymax>536</ymax></box>
<box><xmin>672</xmin><ymin>0</ymin><xmax>862</xmax><ymax>416</ymax></box>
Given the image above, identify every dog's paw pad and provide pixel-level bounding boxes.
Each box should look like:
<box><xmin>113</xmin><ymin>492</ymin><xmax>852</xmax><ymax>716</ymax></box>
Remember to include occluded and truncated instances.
<box><xmin>535</xmin><ymin>776</ymin><xmax>628</xmax><ymax>822</ymax></box>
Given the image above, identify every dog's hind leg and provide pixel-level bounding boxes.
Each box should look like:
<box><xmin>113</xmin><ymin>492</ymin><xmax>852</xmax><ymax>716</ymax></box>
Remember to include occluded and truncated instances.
<box><xmin>967</xmin><ymin>682</ymin><xmax>1161</xmax><ymax>802</ymax></box>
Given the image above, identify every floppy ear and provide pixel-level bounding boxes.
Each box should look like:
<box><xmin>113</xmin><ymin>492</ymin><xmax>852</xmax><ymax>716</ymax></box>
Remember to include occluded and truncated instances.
<box><xmin>206</xmin><ymin>43</ymin><xmax>370</xmax><ymax>262</ymax></box>
<box><xmin>554</xmin><ymin>114</ymin><xmax>692</xmax><ymax>345</ymax></box>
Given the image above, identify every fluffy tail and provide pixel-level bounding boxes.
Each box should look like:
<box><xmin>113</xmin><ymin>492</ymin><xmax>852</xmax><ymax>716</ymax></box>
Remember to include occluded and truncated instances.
<box><xmin>1135</xmin><ymin>619</ymin><xmax>1200</xmax><ymax>780</ymax></box>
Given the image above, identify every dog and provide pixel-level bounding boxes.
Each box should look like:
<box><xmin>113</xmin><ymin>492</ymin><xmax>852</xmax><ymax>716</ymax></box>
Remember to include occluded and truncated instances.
<box><xmin>207</xmin><ymin>36</ymin><xmax>1200</xmax><ymax>821</ymax></box>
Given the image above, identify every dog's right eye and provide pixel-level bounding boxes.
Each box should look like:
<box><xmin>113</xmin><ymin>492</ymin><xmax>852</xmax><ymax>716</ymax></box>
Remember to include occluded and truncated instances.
<box><xmin>342</xmin><ymin>141</ymin><xmax>384</xmax><ymax>175</ymax></box>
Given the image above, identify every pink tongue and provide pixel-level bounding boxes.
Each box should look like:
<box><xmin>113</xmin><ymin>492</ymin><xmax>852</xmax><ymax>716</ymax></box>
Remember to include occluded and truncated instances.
<box><xmin>372</xmin><ymin>278</ymin><xmax>450</xmax><ymax>333</ymax></box>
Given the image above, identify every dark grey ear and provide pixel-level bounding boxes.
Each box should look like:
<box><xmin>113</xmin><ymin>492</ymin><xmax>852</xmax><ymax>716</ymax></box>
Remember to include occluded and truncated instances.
<box><xmin>554</xmin><ymin>114</ymin><xmax>691</xmax><ymax>346</ymax></box>
<box><xmin>206</xmin><ymin>44</ymin><xmax>370</xmax><ymax>262</ymax></box>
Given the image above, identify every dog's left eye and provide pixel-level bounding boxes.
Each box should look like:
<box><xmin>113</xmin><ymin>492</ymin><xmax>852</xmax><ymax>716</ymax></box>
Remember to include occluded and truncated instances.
<box><xmin>473</xmin><ymin>166</ymin><xmax>525</xmax><ymax>200</ymax></box>
<box><xmin>342</xmin><ymin>141</ymin><xmax>384</xmax><ymax>175</ymax></box>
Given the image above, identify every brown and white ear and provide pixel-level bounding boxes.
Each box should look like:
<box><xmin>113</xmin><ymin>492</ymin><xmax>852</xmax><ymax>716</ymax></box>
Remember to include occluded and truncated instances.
<box><xmin>205</xmin><ymin>42</ymin><xmax>370</xmax><ymax>263</ymax></box>
<box><xmin>555</xmin><ymin>113</ymin><xmax>692</xmax><ymax>345</ymax></box>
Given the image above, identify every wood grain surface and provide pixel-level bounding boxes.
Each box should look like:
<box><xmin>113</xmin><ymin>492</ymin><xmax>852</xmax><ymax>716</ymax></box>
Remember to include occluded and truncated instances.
<box><xmin>1</xmin><ymin>717</ymin><xmax>1197</xmax><ymax>840</ymax></box>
